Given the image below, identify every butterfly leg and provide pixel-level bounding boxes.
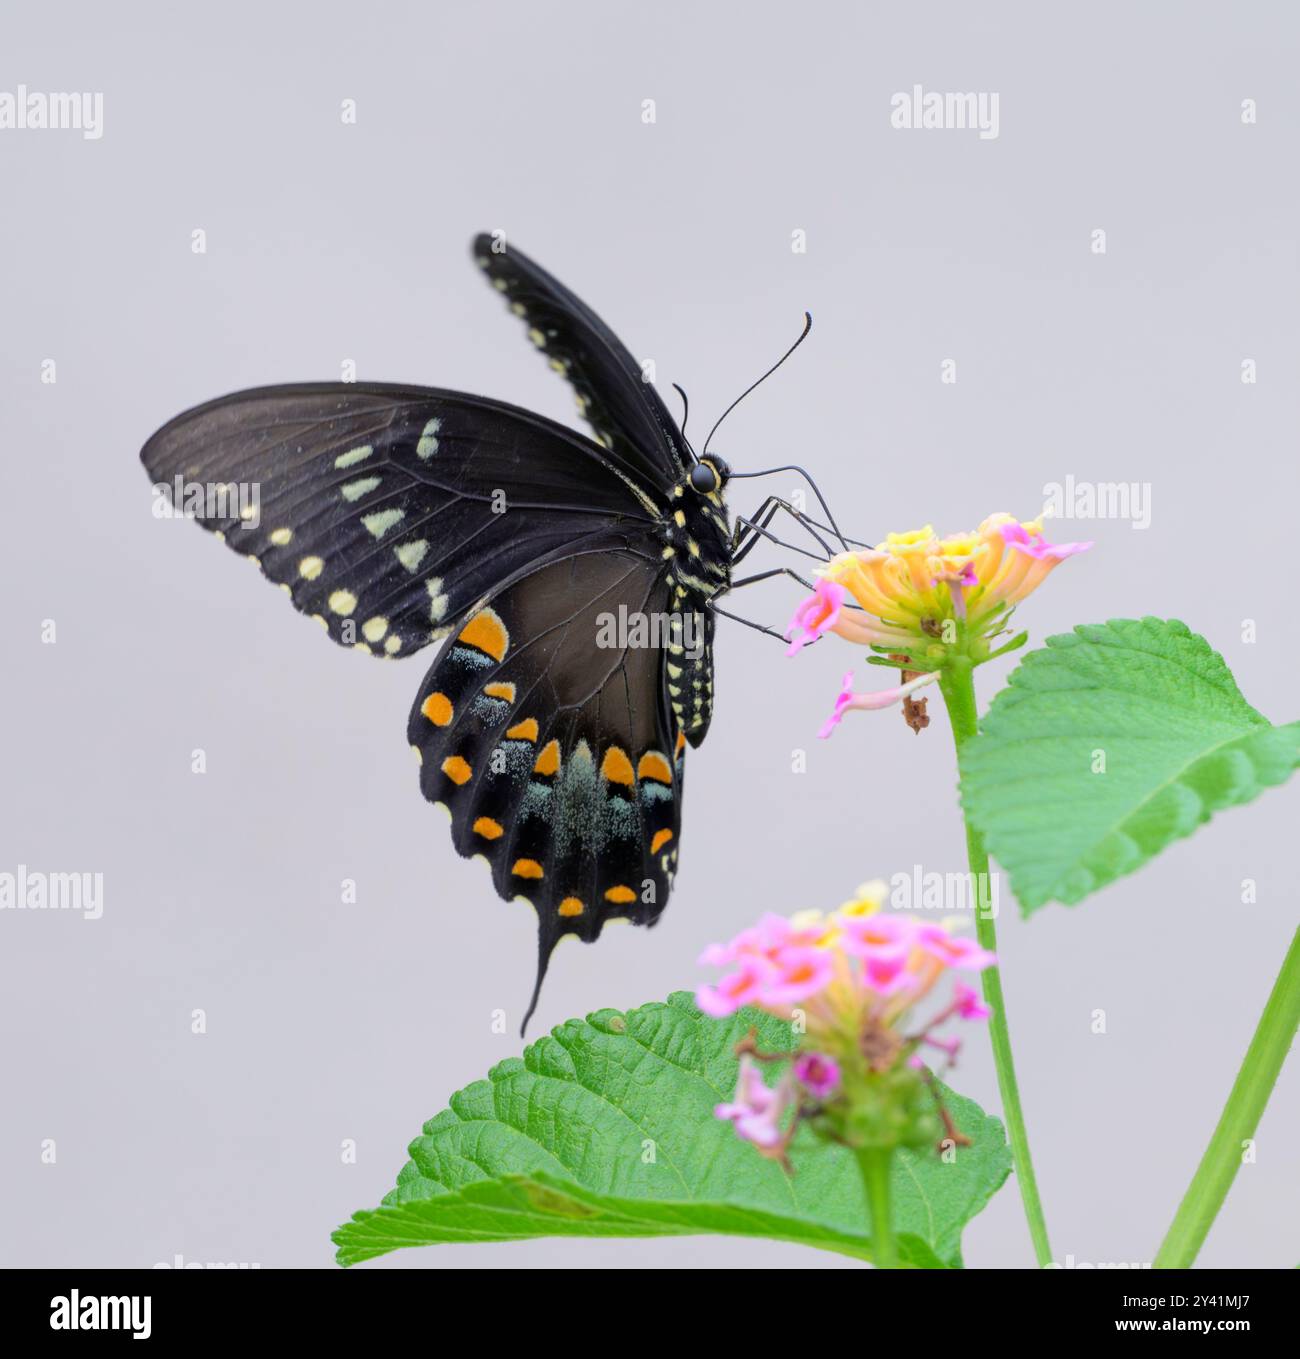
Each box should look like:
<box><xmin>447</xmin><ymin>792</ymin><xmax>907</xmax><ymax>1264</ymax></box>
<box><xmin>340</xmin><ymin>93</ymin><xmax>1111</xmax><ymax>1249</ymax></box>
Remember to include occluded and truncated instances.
<box><xmin>709</xmin><ymin>565</ymin><xmax>824</xmax><ymax>646</ymax></box>
<box><xmin>727</xmin><ymin>565</ymin><xmax>818</xmax><ymax>593</ymax></box>
<box><xmin>731</xmin><ymin>512</ymin><xmax>828</xmax><ymax>566</ymax></box>
<box><xmin>706</xmin><ymin>600</ymin><xmax>793</xmax><ymax>645</ymax></box>
<box><xmin>731</xmin><ymin>496</ymin><xmax>833</xmax><ymax>562</ymax></box>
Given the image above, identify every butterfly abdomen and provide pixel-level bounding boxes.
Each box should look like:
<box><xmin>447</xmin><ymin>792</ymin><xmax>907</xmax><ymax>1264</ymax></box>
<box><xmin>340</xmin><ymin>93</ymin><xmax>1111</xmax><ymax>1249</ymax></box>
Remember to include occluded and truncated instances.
<box><xmin>658</xmin><ymin>479</ymin><xmax>729</xmax><ymax>745</ymax></box>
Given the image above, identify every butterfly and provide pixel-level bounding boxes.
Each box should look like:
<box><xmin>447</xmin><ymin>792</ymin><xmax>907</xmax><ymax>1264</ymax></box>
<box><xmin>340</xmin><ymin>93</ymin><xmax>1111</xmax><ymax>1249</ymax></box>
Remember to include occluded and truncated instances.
<box><xmin>142</xmin><ymin>233</ymin><xmax>833</xmax><ymax>1027</ymax></box>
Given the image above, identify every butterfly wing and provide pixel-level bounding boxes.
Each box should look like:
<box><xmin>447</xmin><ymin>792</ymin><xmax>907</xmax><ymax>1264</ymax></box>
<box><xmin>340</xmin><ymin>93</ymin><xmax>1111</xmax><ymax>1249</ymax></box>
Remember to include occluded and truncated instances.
<box><xmin>141</xmin><ymin>382</ymin><xmax>662</xmax><ymax>657</ymax></box>
<box><xmin>408</xmin><ymin>541</ymin><xmax>685</xmax><ymax>1027</ymax></box>
<box><xmin>473</xmin><ymin>233</ymin><xmax>689</xmax><ymax>486</ymax></box>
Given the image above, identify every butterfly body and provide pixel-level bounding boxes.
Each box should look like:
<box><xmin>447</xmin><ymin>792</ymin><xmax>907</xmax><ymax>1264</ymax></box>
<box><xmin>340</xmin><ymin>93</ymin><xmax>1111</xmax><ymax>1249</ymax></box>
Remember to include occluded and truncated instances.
<box><xmin>142</xmin><ymin>235</ymin><xmax>743</xmax><ymax>1025</ymax></box>
<box><xmin>656</xmin><ymin>460</ymin><xmax>733</xmax><ymax>743</ymax></box>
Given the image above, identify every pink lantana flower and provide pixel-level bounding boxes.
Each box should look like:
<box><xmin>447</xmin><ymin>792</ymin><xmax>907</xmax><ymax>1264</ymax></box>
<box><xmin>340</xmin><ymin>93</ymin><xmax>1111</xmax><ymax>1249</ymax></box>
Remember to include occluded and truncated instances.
<box><xmin>700</xmin><ymin>888</ymin><xmax>999</xmax><ymax>1161</ymax></box>
<box><xmin>953</xmin><ymin>982</ymin><xmax>992</xmax><ymax>1021</ymax></box>
<box><xmin>1000</xmin><ymin>520</ymin><xmax>1092</xmax><ymax>562</ymax></box>
<box><xmin>794</xmin><ymin>1052</ymin><xmax>841</xmax><ymax>1099</ymax></box>
<box><xmin>784</xmin><ymin>578</ymin><xmax>846</xmax><ymax>655</ymax></box>
<box><xmin>715</xmin><ymin>1057</ymin><xmax>795</xmax><ymax>1153</ymax></box>
<box><xmin>696</xmin><ymin>955</ymin><xmax>774</xmax><ymax>1018</ymax></box>
<box><xmin>786</xmin><ymin>513</ymin><xmax>1091</xmax><ymax>733</ymax></box>
<box><xmin>818</xmin><ymin>670</ymin><xmax>940</xmax><ymax>739</ymax></box>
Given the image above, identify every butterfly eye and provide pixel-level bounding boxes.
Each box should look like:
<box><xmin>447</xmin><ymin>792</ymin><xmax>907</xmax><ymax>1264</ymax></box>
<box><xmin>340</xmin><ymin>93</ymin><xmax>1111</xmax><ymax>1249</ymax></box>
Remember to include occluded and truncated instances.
<box><xmin>689</xmin><ymin>463</ymin><xmax>718</xmax><ymax>494</ymax></box>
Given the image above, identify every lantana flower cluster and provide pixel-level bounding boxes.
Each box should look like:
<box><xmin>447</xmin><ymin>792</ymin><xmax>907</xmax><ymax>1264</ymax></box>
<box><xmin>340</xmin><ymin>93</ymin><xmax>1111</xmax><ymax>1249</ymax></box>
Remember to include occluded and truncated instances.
<box><xmin>785</xmin><ymin>514</ymin><xmax>1091</xmax><ymax>733</ymax></box>
<box><xmin>699</xmin><ymin>882</ymin><xmax>996</xmax><ymax>1164</ymax></box>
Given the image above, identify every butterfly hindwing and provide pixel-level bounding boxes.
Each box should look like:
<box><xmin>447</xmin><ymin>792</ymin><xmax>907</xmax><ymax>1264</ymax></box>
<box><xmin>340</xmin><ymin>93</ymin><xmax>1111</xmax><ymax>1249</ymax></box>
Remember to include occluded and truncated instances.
<box><xmin>473</xmin><ymin>234</ymin><xmax>689</xmax><ymax>488</ymax></box>
<box><xmin>408</xmin><ymin>543</ymin><xmax>685</xmax><ymax>1003</ymax></box>
<box><xmin>141</xmin><ymin>382</ymin><xmax>660</xmax><ymax>658</ymax></box>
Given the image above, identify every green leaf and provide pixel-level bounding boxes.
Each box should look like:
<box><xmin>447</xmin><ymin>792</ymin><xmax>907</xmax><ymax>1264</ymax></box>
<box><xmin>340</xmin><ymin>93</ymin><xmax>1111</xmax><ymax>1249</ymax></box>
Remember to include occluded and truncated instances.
<box><xmin>333</xmin><ymin>993</ymin><xmax>1011</xmax><ymax>1268</ymax></box>
<box><xmin>960</xmin><ymin>617</ymin><xmax>1300</xmax><ymax>913</ymax></box>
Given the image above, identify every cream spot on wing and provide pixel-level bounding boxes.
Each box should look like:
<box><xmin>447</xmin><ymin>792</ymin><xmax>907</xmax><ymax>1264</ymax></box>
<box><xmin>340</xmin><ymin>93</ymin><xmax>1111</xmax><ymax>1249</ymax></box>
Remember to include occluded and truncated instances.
<box><xmin>269</xmin><ymin>527</ymin><xmax>293</xmax><ymax>546</ymax></box>
<box><xmin>362</xmin><ymin>616</ymin><xmax>388</xmax><ymax>643</ymax></box>
<box><xmin>395</xmin><ymin>540</ymin><xmax>428</xmax><ymax>573</ymax></box>
<box><xmin>299</xmin><ymin>556</ymin><xmax>324</xmax><ymax>580</ymax></box>
<box><xmin>352</xmin><ymin>642</ymin><xmax>372</xmax><ymax>655</ymax></box>
<box><xmin>362</xmin><ymin>507</ymin><xmax>405</xmax><ymax>539</ymax></box>
<box><xmin>341</xmin><ymin>476</ymin><xmax>381</xmax><ymax>502</ymax></box>
<box><xmin>213</xmin><ymin>530</ymin><xmax>225</xmax><ymax>543</ymax></box>
<box><xmin>329</xmin><ymin>589</ymin><xmax>357</xmax><ymax>616</ymax></box>
<box><xmin>426</xmin><ymin>577</ymin><xmax>449</xmax><ymax>622</ymax></box>
<box><xmin>311</xmin><ymin>613</ymin><xmax>328</xmax><ymax>629</ymax></box>
<box><xmin>334</xmin><ymin>444</ymin><xmax>373</xmax><ymax>470</ymax></box>
<box><xmin>410</xmin><ymin>744</ymin><xmax>423</xmax><ymax>764</ymax></box>
<box><xmin>429</xmin><ymin>625</ymin><xmax>452</xmax><ymax>642</ymax></box>
<box><xmin>416</xmin><ymin>418</ymin><xmax>441</xmax><ymax>460</ymax></box>
<box><xmin>384</xmin><ymin>634</ymin><xmax>402</xmax><ymax>655</ymax></box>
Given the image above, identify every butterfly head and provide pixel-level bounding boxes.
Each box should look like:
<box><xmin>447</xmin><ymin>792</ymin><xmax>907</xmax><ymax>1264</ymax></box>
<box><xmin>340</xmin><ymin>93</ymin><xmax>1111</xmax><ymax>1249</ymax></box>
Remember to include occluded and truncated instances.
<box><xmin>688</xmin><ymin>456</ymin><xmax>730</xmax><ymax>496</ymax></box>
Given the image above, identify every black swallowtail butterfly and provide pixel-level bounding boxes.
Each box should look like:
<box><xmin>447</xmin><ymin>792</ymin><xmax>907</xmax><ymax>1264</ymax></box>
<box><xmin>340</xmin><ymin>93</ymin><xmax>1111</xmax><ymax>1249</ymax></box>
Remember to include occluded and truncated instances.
<box><xmin>142</xmin><ymin>233</ymin><xmax>830</xmax><ymax>1027</ymax></box>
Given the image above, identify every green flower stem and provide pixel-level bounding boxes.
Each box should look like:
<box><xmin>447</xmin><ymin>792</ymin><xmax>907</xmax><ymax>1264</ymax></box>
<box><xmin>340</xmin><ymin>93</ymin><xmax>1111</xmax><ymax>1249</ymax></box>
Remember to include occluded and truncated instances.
<box><xmin>939</xmin><ymin>656</ymin><xmax>1054</xmax><ymax>1267</ymax></box>
<box><xmin>1153</xmin><ymin>925</ymin><xmax>1300</xmax><ymax>1269</ymax></box>
<box><xmin>855</xmin><ymin>1147</ymin><xmax>898</xmax><ymax>1269</ymax></box>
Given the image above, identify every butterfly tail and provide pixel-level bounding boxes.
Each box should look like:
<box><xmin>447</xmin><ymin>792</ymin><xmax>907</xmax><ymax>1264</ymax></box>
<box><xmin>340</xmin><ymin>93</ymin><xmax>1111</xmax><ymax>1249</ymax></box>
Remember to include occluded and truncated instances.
<box><xmin>520</xmin><ymin>927</ymin><xmax>559</xmax><ymax>1037</ymax></box>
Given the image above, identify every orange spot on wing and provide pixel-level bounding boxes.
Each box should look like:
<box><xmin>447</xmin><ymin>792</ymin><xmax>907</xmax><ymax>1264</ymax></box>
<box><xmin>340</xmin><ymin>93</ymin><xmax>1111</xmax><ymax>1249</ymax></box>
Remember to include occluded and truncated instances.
<box><xmin>558</xmin><ymin>897</ymin><xmax>585</xmax><ymax>917</ymax></box>
<box><xmin>601</xmin><ymin>746</ymin><xmax>635</xmax><ymax>785</ymax></box>
<box><xmin>604</xmin><ymin>885</ymin><xmax>637</xmax><ymax>905</ymax></box>
<box><xmin>505</xmin><ymin>717</ymin><xmax>539</xmax><ymax>742</ymax></box>
<box><xmin>472</xmin><ymin>817</ymin><xmax>503</xmax><ymax>840</ymax></box>
<box><xmin>483</xmin><ymin>681</ymin><xmax>516</xmax><ymax>702</ymax></box>
<box><xmin>421</xmin><ymin>692</ymin><xmax>453</xmax><ymax>726</ymax></box>
<box><xmin>674</xmin><ymin>730</ymin><xmax>686</xmax><ymax>756</ymax></box>
<box><xmin>441</xmin><ymin>755</ymin><xmax>472</xmax><ymax>785</ymax></box>
<box><xmin>637</xmin><ymin>752</ymin><xmax>673</xmax><ymax>784</ymax></box>
<box><xmin>532</xmin><ymin>740</ymin><xmax>561</xmax><ymax>776</ymax></box>
<box><xmin>512</xmin><ymin>858</ymin><xmax>544</xmax><ymax>880</ymax></box>
<box><xmin>458</xmin><ymin>607</ymin><xmax>509</xmax><ymax>661</ymax></box>
<box><xmin>651</xmin><ymin>828</ymin><xmax>674</xmax><ymax>853</ymax></box>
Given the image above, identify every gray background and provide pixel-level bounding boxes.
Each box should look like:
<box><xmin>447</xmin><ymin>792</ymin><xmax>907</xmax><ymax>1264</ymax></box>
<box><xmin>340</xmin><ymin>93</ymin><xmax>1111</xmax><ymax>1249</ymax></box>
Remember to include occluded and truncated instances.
<box><xmin>2</xmin><ymin>1</ymin><xmax>1296</xmax><ymax>1269</ymax></box>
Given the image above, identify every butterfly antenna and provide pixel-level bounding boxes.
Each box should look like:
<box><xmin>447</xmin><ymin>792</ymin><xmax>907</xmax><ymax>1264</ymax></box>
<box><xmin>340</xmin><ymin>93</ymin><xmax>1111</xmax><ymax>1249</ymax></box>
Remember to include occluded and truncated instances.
<box><xmin>672</xmin><ymin>381</ymin><xmax>698</xmax><ymax>460</ymax></box>
<box><xmin>702</xmin><ymin>312</ymin><xmax>812</xmax><ymax>457</ymax></box>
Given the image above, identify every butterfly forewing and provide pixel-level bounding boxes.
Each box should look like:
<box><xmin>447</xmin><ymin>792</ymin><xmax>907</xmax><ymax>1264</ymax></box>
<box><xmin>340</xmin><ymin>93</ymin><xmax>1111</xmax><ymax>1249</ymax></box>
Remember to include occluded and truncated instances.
<box><xmin>473</xmin><ymin>234</ymin><xmax>689</xmax><ymax>486</ymax></box>
<box><xmin>141</xmin><ymin>383</ymin><xmax>658</xmax><ymax>657</ymax></box>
